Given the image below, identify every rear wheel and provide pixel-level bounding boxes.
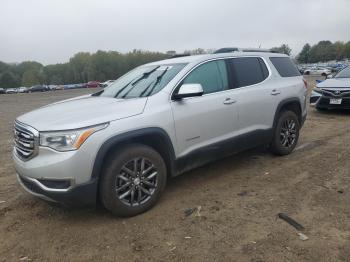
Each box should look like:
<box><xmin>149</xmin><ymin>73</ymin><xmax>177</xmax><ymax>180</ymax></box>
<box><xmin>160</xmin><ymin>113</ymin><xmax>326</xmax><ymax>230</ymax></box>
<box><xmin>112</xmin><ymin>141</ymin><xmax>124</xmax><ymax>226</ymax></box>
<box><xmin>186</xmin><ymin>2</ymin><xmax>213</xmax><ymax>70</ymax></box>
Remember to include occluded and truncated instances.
<box><xmin>100</xmin><ymin>144</ymin><xmax>167</xmax><ymax>217</ymax></box>
<box><xmin>271</xmin><ymin>111</ymin><xmax>300</xmax><ymax>155</ymax></box>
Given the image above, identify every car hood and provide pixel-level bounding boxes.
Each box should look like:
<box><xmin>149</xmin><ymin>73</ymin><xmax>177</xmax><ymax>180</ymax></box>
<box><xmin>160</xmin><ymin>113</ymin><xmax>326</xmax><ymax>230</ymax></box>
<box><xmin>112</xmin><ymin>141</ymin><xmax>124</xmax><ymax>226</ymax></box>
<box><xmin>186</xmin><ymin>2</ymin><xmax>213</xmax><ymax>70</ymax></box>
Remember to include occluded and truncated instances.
<box><xmin>317</xmin><ymin>78</ymin><xmax>350</xmax><ymax>88</ymax></box>
<box><xmin>17</xmin><ymin>96</ymin><xmax>147</xmax><ymax>131</ymax></box>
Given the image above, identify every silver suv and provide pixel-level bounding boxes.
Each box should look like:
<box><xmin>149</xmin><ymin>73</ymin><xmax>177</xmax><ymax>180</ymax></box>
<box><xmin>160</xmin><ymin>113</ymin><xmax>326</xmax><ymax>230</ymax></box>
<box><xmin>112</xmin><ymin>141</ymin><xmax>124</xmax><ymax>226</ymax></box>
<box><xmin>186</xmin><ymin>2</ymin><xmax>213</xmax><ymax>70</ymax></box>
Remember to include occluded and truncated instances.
<box><xmin>13</xmin><ymin>51</ymin><xmax>307</xmax><ymax>217</ymax></box>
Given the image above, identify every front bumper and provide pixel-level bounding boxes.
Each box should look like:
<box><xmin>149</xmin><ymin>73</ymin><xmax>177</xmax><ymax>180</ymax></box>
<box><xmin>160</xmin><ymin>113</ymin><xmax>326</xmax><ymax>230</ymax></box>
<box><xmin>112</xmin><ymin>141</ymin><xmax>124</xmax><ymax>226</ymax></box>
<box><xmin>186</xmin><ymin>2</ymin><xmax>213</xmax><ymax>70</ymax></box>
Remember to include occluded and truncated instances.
<box><xmin>13</xmin><ymin>141</ymin><xmax>100</xmax><ymax>207</ymax></box>
<box><xmin>316</xmin><ymin>96</ymin><xmax>350</xmax><ymax>109</ymax></box>
<box><xmin>17</xmin><ymin>173</ymin><xmax>98</xmax><ymax>207</ymax></box>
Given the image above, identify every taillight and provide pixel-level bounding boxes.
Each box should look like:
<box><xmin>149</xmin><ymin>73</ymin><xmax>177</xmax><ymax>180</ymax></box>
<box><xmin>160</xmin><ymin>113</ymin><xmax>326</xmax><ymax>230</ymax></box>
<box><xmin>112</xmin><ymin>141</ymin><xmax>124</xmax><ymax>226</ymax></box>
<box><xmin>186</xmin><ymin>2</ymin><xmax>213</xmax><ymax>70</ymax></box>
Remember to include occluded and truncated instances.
<box><xmin>302</xmin><ymin>79</ymin><xmax>307</xmax><ymax>89</ymax></box>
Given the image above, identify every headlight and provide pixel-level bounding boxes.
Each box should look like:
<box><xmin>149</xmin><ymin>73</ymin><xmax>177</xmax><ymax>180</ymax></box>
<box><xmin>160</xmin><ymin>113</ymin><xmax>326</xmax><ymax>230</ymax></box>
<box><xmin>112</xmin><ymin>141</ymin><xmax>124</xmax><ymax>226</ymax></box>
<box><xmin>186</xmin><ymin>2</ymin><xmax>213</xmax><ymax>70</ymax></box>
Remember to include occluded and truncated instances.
<box><xmin>313</xmin><ymin>88</ymin><xmax>323</xmax><ymax>94</ymax></box>
<box><xmin>40</xmin><ymin>123</ymin><xmax>108</xmax><ymax>151</ymax></box>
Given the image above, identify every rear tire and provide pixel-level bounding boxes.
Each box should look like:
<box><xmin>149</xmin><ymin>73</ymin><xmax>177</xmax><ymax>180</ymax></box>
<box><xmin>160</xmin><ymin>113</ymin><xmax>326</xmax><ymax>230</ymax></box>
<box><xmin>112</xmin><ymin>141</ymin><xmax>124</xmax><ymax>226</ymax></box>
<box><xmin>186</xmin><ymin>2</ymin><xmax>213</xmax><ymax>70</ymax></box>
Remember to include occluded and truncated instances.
<box><xmin>271</xmin><ymin>111</ymin><xmax>300</xmax><ymax>156</ymax></box>
<box><xmin>100</xmin><ymin>144</ymin><xmax>167</xmax><ymax>217</ymax></box>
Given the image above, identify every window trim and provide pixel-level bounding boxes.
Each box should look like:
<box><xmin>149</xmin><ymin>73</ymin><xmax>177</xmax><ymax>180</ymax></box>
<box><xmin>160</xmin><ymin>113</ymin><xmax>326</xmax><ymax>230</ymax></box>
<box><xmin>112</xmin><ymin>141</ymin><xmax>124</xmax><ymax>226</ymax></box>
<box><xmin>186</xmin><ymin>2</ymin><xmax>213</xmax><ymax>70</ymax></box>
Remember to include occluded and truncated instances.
<box><xmin>170</xmin><ymin>56</ymin><xmax>272</xmax><ymax>101</ymax></box>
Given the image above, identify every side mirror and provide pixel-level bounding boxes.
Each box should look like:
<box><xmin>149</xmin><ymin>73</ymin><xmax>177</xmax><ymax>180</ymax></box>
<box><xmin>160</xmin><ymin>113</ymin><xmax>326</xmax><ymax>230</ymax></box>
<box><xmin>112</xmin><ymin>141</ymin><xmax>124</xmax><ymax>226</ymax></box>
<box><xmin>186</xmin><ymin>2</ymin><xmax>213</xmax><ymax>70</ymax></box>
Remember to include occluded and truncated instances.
<box><xmin>327</xmin><ymin>74</ymin><xmax>333</xmax><ymax>79</ymax></box>
<box><xmin>173</xmin><ymin>83</ymin><xmax>204</xmax><ymax>100</ymax></box>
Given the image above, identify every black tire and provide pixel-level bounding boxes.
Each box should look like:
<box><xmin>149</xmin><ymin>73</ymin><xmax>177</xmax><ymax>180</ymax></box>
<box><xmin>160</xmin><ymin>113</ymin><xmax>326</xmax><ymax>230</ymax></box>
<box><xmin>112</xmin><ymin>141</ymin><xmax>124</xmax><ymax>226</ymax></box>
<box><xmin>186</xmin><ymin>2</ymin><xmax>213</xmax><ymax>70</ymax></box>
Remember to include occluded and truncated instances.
<box><xmin>99</xmin><ymin>144</ymin><xmax>167</xmax><ymax>217</ymax></box>
<box><xmin>271</xmin><ymin>111</ymin><xmax>300</xmax><ymax>156</ymax></box>
<box><xmin>321</xmin><ymin>73</ymin><xmax>326</xmax><ymax>77</ymax></box>
<box><xmin>304</xmin><ymin>71</ymin><xmax>310</xmax><ymax>75</ymax></box>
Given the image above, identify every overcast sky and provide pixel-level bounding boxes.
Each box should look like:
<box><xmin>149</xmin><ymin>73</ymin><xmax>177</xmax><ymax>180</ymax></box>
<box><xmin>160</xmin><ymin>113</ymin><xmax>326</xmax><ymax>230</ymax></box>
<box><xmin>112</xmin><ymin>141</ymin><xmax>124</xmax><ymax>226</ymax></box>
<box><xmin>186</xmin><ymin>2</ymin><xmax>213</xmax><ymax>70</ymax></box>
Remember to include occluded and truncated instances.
<box><xmin>1</xmin><ymin>0</ymin><xmax>349</xmax><ymax>65</ymax></box>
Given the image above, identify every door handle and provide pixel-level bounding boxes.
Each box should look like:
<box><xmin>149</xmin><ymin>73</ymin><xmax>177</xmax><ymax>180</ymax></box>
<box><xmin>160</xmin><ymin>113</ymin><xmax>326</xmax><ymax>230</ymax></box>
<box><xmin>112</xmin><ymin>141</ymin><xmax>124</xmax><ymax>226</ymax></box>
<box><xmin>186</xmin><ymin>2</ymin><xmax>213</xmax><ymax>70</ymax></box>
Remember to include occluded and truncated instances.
<box><xmin>223</xmin><ymin>98</ymin><xmax>236</xmax><ymax>105</ymax></box>
<box><xmin>271</xmin><ymin>89</ymin><xmax>281</xmax><ymax>96</ymax></box>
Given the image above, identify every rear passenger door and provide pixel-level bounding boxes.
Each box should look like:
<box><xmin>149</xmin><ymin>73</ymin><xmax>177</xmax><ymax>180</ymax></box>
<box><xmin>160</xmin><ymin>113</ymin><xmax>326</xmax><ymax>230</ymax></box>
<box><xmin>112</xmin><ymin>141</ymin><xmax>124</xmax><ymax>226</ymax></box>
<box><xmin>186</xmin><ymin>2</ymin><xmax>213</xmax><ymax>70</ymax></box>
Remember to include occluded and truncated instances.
<box><xmin>228</xmin><ymin>57</ymin><xmax>277</xmax><ymax>135</ymax></box>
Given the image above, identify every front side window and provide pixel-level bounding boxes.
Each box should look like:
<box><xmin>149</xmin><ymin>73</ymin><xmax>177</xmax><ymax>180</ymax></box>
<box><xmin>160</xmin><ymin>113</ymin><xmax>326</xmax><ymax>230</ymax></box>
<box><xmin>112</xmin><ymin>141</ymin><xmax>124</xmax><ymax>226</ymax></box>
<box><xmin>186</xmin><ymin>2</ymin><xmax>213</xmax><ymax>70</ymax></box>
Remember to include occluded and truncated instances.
<box><xmin>182</xmin><ymin>60</ymin><xmax>229</xmax><ymax>94</ymax></box>
<box><xmin>230</xmin><ymin>57</ymin><xmax>269</xmax><ymax>88</ymax></box>
<box><xmin>99</xmin><ymin>63</ymin><xmax>186</xmax><ymax>98</ymax></box>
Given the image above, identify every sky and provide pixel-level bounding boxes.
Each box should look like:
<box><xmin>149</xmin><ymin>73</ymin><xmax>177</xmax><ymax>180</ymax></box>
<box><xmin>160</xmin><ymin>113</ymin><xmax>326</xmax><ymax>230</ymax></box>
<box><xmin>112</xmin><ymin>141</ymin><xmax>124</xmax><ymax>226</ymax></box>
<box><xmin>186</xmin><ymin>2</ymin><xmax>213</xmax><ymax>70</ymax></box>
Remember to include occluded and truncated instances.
<box><xmin>1</xmin><ymin>0</ymin><xmax>350</xmax><ymax>65</ymax></box>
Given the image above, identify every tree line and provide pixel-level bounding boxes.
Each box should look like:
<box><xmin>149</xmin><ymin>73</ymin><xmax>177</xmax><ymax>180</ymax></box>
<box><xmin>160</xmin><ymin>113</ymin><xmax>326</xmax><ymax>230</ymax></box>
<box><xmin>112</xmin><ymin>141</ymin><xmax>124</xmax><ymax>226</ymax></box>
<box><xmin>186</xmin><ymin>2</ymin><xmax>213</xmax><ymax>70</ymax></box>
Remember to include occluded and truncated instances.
<box><xmin>0</xmin><ymin>50</ymin><xmax>169</xmax><ymax>88</ymax></box>
<box><xmin>297</xmin><ymin>41</ymin><xmax>350</xmax><ymax>64</ymax></box>
<box><xmin>1</xmin><ymin>41</ymin><xmax>350</xmax><ymax>88</ymax></box>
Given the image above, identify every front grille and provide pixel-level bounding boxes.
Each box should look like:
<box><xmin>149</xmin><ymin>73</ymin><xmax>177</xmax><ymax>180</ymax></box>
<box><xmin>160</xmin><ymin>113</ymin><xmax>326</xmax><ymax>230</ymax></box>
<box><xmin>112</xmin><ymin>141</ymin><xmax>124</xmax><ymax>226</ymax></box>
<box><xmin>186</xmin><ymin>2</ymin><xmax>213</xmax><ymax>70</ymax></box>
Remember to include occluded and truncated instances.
<box><xmin>322</xmin><ymin>89</ymin><xmax>350</xmax><ymax>98</ymax></box>
<box><xmin>14</xmin><ymin>122</ymin><xmax>38</xmax><ymax>161</ymax></box>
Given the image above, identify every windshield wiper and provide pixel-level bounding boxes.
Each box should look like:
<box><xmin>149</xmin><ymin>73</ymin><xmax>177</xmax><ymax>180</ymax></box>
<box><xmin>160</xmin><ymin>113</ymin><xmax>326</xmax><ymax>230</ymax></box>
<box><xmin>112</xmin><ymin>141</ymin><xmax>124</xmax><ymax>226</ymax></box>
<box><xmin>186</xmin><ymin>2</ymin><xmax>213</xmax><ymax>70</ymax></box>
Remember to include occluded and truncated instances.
<box><xmin>114</xmin><ymin>78</ymin><xmax>137</xmax><ymax>98</ymax></box>
<box><xmin>131</xmin><ymin>66</ymin><xmax>160</xmax><ymax>86</ymax></box>
<box><xmin>141</xmin><ymin>67</ymin><xmax>169</xmax><ymax>97</ymax></box>
<box><xmin>121</xmin><ymin>66</ymin><xmax>160</xmax><ymax>98</ymax></box>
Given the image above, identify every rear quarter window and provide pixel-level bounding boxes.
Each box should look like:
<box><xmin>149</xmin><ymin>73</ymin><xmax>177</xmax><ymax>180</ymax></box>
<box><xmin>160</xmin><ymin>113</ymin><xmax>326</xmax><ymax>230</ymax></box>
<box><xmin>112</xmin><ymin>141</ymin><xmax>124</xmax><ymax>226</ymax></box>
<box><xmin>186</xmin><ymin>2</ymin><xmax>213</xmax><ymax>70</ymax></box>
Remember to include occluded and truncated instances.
<box><xmin>230</xmin><ymin>57</ymin><xmax>269</xmax><ymax>88</ymax></box>
<box><xmin>270</xmin><ymin>57</ymin><xmax>300</xmax><ymax>77</ymax></box>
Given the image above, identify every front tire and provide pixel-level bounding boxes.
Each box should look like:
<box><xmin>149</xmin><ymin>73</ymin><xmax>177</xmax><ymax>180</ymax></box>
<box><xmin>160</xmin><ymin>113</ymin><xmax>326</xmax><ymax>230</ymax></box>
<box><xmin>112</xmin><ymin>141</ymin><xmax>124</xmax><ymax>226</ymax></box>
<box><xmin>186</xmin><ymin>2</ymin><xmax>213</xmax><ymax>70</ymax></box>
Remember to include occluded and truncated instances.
<box><xmin>271</xmin><ymin>111</ymin><xmax>300</xmax><ymax>155</ymax></box>
<box><xmin>100</xmin><ymin>144</ymin><xmax>167</xmax><ymax>217</ymax></box>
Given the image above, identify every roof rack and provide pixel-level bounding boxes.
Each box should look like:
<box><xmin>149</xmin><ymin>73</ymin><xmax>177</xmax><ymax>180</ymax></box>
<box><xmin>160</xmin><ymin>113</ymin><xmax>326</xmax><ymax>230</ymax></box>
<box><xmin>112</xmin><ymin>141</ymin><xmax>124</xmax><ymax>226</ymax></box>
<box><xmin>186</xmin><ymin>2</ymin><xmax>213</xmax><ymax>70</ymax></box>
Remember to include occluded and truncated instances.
<box><xmin>214</xmin><ymin>47</ymin><xmax>277</xmax><ymax>54</ymax></box>
<box><xmin>170</xmin><ymin>54</ymin><xmax>191</xmax><ymax>58</ymax></box>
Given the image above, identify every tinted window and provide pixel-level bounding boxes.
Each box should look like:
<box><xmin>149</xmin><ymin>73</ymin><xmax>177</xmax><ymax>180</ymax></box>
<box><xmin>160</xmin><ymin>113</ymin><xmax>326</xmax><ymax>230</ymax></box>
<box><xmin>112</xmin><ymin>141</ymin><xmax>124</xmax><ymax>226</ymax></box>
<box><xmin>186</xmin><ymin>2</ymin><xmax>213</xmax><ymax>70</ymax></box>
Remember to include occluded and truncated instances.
<box><xmin>183</xmin><ymin>60</ymin><xmax>229</xmax><ymax>94</ymax></box>
<box><xmin>230</xmin><ymin>57</ymin><xmax>268</xmax><ymax>88</ymax></box>
<box><xmin>269</xmin><ymin>57</ymin><xmax>300</xmax><ymax>77</ymax></box>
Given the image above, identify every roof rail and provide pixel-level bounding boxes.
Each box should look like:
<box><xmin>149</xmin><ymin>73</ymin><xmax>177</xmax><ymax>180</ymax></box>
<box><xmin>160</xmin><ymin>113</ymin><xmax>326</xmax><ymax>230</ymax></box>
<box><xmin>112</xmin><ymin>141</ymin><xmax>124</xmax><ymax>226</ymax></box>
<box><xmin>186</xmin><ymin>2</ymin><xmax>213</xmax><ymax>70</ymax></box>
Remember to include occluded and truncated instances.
<box><xmin>213</xmin><ymin>47</ymin><xmax>277</xmax><ymax>54</ymax></box>
<box><xmin>213</xmin><ymin>47</ymin><xmax>239</xmax><ymax>54</ymax></box>
<box><xmin>170</xmin><ymin>54</ymin><xmax>191</xmax><ymax>58</ymax></box>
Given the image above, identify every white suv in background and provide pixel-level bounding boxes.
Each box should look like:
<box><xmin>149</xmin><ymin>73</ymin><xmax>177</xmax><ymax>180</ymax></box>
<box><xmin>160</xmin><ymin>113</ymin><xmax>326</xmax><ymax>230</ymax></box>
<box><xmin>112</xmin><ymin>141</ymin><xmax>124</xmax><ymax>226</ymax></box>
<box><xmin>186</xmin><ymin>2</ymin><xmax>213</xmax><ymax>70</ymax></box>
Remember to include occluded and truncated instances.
<box><xmin>13</xmin><ymin>51</ymin><xmax>307</xmax><ymax>217</ymax></box>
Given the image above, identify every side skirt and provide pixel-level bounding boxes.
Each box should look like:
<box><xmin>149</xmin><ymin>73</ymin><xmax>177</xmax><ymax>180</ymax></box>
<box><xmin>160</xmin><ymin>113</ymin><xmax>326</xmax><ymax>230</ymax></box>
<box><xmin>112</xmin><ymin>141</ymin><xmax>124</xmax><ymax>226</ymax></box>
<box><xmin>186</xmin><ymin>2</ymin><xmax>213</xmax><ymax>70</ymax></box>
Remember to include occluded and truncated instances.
<box><xmin>174</xmin><ymin>129</ymin><xmax>273</xmax><ymax>176</ymax></box>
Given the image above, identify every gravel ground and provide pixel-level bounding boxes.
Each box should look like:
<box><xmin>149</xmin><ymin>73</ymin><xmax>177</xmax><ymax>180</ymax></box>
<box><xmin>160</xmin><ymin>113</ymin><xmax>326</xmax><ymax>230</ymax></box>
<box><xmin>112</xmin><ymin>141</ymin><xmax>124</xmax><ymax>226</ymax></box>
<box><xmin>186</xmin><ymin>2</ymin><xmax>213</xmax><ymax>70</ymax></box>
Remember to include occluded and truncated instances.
<box><xmin>0</xmin><ymin>78</ymin><xmax>350</xmax><ymax>262</ymax></box>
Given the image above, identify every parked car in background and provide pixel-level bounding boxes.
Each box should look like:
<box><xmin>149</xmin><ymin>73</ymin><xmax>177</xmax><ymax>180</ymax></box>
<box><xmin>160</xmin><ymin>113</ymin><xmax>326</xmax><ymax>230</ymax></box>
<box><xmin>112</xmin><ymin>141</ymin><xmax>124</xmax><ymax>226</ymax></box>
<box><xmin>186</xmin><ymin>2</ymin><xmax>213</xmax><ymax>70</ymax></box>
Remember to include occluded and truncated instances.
<box><xmin>100</xmin><ymin>80</ymin><xmax>115</xmax><ymax>87</ymax></box>
<box><xmin>0</xmin><ymin>88</ymin><xmax>5</xmax><ymax>94</ymax></box>
<box><xmin>87</xmin><ymin>81</ymin><xmax>100</xmax><ymax>88</ymax></box>
<box><xmin>310</xmin><ymin>66</ymin><xmax>350</xmax><ymax>110</ymax></box>
<box><xmin>29</xmin><ymin>85</ymin><xmax>48</xmax><ymax>93</ymax></box>
<box><xmin>5</xmin><ymin>88</ymin><xmax>18</xmax><ymax>94</ymax></box>
<box><xmin>47</xmin><ymin>85</ymin><xmax>58</xmax><ymax>91</ymax></box>
<box><xmin>304</xmin><ymin>67</ymin><xmax>331</xmax><ymax>76</ymax></box>
<box><xmin>18</xmin><ymin>87</ymin><xmax>29</xmax><ymax>93</ymax></box>
<box><xmin>54</xmin><ymin>85</ymin><xmax>65</xmax><ymax>90</ymax></box>
<box><xmin>13</xmin><ymin>51</ymin><xmax>307</xmax><ymax>217</ymax></box>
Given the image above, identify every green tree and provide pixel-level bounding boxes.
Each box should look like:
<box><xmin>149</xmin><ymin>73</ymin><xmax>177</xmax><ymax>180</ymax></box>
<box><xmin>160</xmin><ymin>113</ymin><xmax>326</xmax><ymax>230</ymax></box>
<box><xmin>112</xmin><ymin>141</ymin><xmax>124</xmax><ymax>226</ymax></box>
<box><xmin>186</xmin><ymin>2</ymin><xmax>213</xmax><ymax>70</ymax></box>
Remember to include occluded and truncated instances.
<box><xmin>0</xmin><ymin>71</ymin><xmax>18</xmax><ymax>88</ymax></box>
<box><xmin>271</xmin><ymin>44</ymin><xmax>292</xmax><ymax>56</ymax></box>
<box><xmin>22</xmin><ymin>69</ymin><xmax>40</xmax><ymax>86</ymax></box>
<box><xmin>297</xmin><ymin>43</ymin><xmax>311</xmax><ymax>63</ymax></box>
<box><xmin>343</xmin><ymin>41</ymin><xmax>350</xmax><ymax>59</ymax></box>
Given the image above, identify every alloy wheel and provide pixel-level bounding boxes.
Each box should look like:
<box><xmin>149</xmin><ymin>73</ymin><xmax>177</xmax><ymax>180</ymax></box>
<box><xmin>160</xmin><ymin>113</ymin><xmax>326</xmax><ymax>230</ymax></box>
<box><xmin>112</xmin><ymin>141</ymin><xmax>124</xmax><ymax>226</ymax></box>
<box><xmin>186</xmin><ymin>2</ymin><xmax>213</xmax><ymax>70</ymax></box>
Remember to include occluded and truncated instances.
<box><xmin>280</xmin><ymin>118</ymin><xmax>297</xmax><ymax>148</ymax></box>
<box><xmin>115</xmin><ymin>157</ymin><xmax>158</xmax><ymax>206</ymax></box>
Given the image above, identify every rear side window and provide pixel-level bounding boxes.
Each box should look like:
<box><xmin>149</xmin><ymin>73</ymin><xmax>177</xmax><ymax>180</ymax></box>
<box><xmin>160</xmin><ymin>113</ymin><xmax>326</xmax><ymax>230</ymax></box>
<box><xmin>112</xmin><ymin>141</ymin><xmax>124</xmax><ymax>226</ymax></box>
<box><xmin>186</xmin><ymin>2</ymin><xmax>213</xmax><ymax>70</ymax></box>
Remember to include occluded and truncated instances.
<box><xmin>230</xmin><ymin>57</ymin><xmax>269</xmax><ymax>88</ymax></box>
<box><xmin>269</xmin><ymin>57</ymin><xmax>300</xmax><ymax>77</ymax></box>
<box><xmin>183</xmin><ymin>60</ymin><xmax>229</xmax><ymax>94</ymax></box>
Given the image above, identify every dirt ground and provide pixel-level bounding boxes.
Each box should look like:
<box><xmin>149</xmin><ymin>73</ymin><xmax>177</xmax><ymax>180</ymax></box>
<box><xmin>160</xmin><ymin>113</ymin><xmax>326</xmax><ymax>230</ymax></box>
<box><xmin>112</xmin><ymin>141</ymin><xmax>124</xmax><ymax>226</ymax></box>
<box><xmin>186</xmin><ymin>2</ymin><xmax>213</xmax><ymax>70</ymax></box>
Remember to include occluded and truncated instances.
<box><xmin>1</xmin><ymin>77</ymin><xmax>350</xmax><ymax>262</ymax></box>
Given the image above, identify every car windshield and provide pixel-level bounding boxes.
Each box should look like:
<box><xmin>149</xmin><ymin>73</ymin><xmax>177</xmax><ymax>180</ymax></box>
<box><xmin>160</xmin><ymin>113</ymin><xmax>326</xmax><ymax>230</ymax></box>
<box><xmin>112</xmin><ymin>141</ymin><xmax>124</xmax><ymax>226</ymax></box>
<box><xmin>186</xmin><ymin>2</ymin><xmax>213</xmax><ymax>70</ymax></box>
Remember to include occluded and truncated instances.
<box><xmin>98</xmin><ymin>63</ymin><xmax>186</xmax><ymax>99</ymax></box>
<box><xmin>335</xmin><ymin>66</ymin><xmax>350</xmax><ymax>78</ymax></box>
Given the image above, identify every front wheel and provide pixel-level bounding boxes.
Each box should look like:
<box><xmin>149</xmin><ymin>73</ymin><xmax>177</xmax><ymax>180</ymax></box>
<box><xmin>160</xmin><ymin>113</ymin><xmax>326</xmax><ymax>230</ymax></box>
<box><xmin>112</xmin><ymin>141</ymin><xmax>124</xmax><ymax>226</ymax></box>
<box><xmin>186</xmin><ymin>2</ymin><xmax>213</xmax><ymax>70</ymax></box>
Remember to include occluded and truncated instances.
<box><xmin>100</xmin><ymin>144</ymin><xmax>167</xmax><ymax>217</ymax></box>
<box><xmin>271</xmin><ymin>111</ymin><xmax>300</xmax><ymax>155</ymax></box>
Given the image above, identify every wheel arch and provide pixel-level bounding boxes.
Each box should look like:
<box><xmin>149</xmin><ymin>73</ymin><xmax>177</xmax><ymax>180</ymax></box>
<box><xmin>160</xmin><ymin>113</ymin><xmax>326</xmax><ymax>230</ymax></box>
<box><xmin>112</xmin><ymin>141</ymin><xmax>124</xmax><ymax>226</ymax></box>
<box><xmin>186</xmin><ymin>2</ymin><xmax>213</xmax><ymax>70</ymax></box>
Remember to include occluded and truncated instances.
<box><xmin>273</xmin><ymin>98</ymin><xmax>302</xmax><ymax>128</ymax></box>
<box><xmin>91</xmin><ymin>127</ymin><xmax>176</xmax><ymax>182</ymax></box>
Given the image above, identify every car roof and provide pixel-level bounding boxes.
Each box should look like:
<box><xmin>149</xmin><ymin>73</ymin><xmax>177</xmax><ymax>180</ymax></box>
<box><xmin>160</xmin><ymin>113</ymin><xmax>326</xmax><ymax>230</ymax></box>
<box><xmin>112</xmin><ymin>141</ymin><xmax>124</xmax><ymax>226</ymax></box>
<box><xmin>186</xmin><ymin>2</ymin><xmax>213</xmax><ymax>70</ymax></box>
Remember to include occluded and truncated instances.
<box><xmin>146</xmin><ymin>52</ymin><xmax>288</xmax><ymax>66</ymax></box>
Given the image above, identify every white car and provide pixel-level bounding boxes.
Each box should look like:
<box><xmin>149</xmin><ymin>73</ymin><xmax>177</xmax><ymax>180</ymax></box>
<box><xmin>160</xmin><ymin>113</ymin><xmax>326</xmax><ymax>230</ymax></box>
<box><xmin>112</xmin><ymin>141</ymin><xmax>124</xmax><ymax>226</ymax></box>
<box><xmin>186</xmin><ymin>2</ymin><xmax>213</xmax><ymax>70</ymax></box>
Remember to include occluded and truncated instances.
<box><xmin>5</xmin><ymin>88</ymin><xmax>18</xmax><ymax>94</ymax></box>
<box><xmin>18</xmin><ymin>87</ymin><xmax>29</xmax><ymax>93</ymax></box>
<box><xmin>100</xmin><ymin>80</ymin><xmax>115</xmax><ymax>87</ymax></box>
<box><xmin>304</xmin><ymin>67</ymin><xmax>331</xmax><ymax>76</ymax></box>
